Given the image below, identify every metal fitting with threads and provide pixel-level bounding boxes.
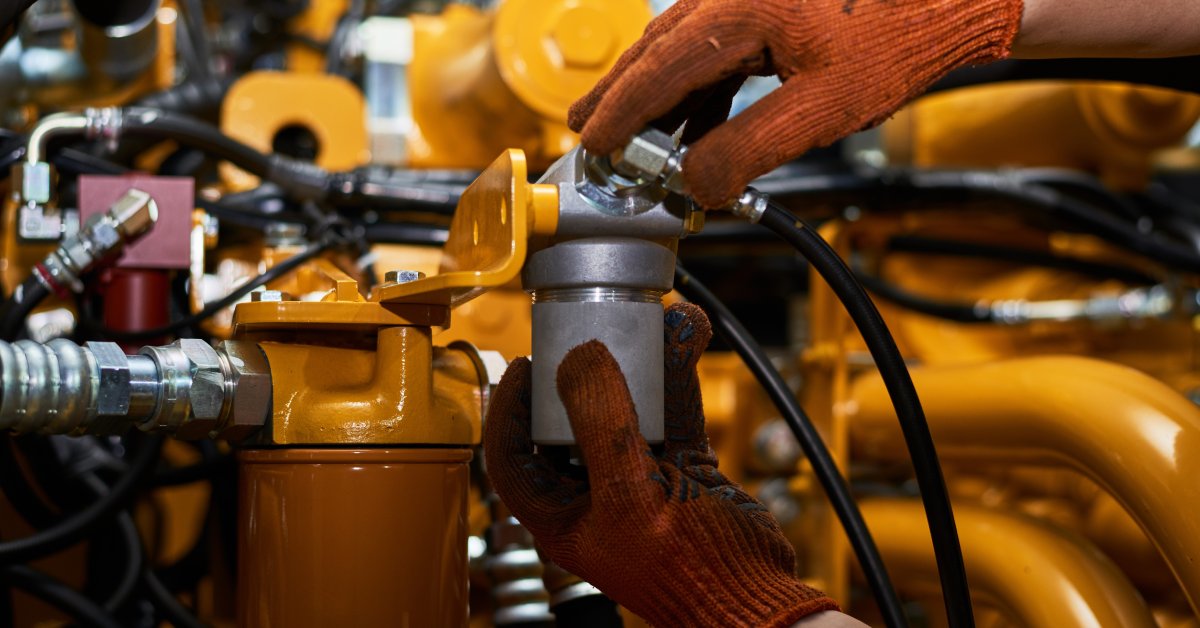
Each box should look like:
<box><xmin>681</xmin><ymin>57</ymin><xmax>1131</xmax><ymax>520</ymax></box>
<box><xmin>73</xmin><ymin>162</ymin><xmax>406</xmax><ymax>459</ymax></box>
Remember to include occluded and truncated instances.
<box><xmin>35</xmin><ymin>188</ymin><xmax>158</xmax><ymax>294</ymax></box>
<box><xmin>0</xmin><ymin>338</ymin><xmax>271</xmax><ymax>439</ymax></box>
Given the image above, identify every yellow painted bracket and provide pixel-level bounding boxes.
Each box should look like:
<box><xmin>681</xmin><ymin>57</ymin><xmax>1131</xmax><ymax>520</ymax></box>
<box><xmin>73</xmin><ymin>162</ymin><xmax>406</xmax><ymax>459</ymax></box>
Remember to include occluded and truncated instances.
<box><xmin>375</xmin><ymin>149</ymin><xmax>558</xmax><ymax>307</ymax></box>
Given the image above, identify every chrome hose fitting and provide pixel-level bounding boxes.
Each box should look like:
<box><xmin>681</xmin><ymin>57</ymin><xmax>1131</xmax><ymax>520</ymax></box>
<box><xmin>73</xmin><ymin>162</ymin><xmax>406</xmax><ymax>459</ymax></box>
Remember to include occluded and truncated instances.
<box><xmin>36</xmin><ymin>188</ymin><xmax>157</xmax><ymax>294</ymax></box>
<box><xmin>0</xmin><ymin>338</ymin><xmax>271</xmax><ymax>439</ymax></box>
<box><xmin>608</xmin><ymin>128</ymin><xmax>771</xmax><ymax>221</ymax></box>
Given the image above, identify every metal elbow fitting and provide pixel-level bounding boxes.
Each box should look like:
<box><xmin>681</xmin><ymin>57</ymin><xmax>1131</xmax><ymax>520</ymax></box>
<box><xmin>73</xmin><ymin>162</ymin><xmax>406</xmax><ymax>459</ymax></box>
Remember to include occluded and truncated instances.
<box><xmin>607</xmin><ymin>128</ymin><xmax>770</xmax><ymax>221</ymax></box>
<box><xmin>0</xmin><ymin>338</ymin><xmax>271</xmax><ymax>440</ymax></box>
<box><xmin>36</xmin><ymin>188</ymin><xmax>157</xmax><ymax>294</ymax></box>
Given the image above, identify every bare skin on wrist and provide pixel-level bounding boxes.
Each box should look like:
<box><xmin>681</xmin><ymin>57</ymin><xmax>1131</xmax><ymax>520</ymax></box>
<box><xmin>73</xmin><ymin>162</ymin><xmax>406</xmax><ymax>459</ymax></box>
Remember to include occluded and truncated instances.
<box><xmin>794</xmin><ymin>610</ymin><xmax>871</xmax><ymax>627</ymax></box>
<box><xmin>1013</xmin><ymin>0</ymin><xmax>1200</xmax><ymax>58</ymax></box>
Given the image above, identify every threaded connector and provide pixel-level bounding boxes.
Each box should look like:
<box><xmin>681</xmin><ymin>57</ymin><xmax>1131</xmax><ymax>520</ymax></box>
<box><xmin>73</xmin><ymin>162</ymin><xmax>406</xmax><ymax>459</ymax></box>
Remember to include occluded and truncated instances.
<box><xmin>0</xmin><ymin>338</ymin><xmax>271</xmax><ymax>439</ymax></box>
<box><xmin>37</xmin><ymin>188</ymin><xmax>158</xmax><ymax>294</ymax></box>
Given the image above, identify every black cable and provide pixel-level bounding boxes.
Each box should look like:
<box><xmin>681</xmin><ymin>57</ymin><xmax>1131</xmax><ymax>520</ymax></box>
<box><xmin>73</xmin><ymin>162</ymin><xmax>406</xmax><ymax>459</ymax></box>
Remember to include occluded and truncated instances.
<box><xmin>756</xmin><ymin>169</ymin><xmax>1200</xmax><ymax>274</ymax></box>
<box><xmin>134</xmin><ymin>77</ymin><xmax>234</xmax><ymax>120</ymax></box>
<box><xmin>89</xmin><ymin>241</ymin><xmax>331</xmax><ymax>341</ymax></box>
<box><xmin>675</xmin><ymin>263</ymin><xmax>908</xmax><ymax>628</ymax></box>
<box><xmin>758</xmin><ymin>202</ymin><xmax>973</xmax><ymax>628</ymax></box>
<box><xmin>143</xmin><ymin>568</ymin><xmax>208</xmax><ymax>628</ymax></box>
<box><xmin>71</xmin><ymin>473</ymin><xmax>144</xmax><ymax>615</ymax></box>
<box><xmin>885</xmin><ymin>234</ymin><xmax>1161</xmax><ymax>285</ymax></box>
<box><xmin>0</xmin><ymin>435</ymin><xmax>163</xmax><ymax>564</ymax></box>
<box><xmin>854</xmin><ymin>272</ymin><xmax>989</xmax><ymax>324</ymax></box>
<box><xmin>0</xmin><ymin>436</ymin><xmax>60</xmax><ymax>529</ymax></box>
<box><xmin>933</xmin><ymin>56</ymin><xmax>1200</xmax><ymax>97</ymax></box>
<box><xmin>120</xmin><ymin>107</ymin><xmax>274</xmax><ymax>178</ymax></box>
<box><xmin>0</xmin><ymin>276</ymin><xmax>50</xmax><ymax>341</ymax></box>
<box><xmin>0</xmin><ymin>565</ymin><xmax>123</xmax><ymax>628</ymax></box>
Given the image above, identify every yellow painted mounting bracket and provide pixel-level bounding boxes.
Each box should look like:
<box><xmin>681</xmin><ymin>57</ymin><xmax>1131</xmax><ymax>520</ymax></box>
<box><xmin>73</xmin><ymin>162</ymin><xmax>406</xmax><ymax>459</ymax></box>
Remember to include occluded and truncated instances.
<box><xmin>374</xmin><ymin>149</ymin><xmax>558</xmax><ymax>308</ymax></box>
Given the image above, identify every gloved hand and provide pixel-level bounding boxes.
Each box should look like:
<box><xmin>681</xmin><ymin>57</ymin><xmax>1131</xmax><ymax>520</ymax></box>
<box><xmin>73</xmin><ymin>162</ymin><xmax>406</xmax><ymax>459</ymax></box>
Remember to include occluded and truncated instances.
<box><xmin>569</xmin><ymin>0</ymin><xmax>1024</xmax><ymax>208</ymax></box>
<box><xmin>484</xmin><ymin>303</ymin><xmax>840</xmax><ymax>627</ymax></box>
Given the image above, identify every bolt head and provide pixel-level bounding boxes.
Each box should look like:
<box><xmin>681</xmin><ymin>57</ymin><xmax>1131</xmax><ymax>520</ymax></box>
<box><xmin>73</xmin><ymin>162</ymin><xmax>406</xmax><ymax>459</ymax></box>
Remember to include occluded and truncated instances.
<box><xmin>217</xmin><ymin>341</ymin><xmax>271</xmax><ymax>442</ymax></box>
<box><xmin>86</xmin><ymin>341</ymin><xmax>131</xmax><ymax>416</ymax></box>
<box><xmin>547</xmin><ymin>6</ymin><xmax>615</xmax><ymax>70</ymax></box>
<box><xmin>384</xmin><ymin>270</ymin><xmax>426</xmax><ymax>284</ymax></box>
<box><xmin>610</xmin><ymin>129</ymin><xmax>674</xmax><ymax>181</ymax></box>
<box><xmin>251</xmin><ymin>290</ymin><xmax>292</xmax><ymax>302</ymax></box>
<box><xmin>177</xmin><ymin>339</ymin><xmax>225</xmax><ymax>439</ymax></box>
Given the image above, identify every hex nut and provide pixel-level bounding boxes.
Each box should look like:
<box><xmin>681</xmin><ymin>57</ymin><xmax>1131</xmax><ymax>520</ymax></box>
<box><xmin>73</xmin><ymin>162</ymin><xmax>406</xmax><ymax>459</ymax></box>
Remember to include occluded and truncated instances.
<box><xmin>216</xmin><ymin>341</ymin><xmax>271</xmax><ymax>442</ymax></box>
<box><xmin>610</xmin><ymin>129</ymin><xmax>674</xmax><ymax>181</ymax></box>
<box><xmin>86</xmin><ymin>341</ymin><xmax>131</xmax><ymax>416</ymax></box>
<box><xmin>176</xmin><ymin>339</ymin><xmax>225</xmax><ymax>440</ymax></box>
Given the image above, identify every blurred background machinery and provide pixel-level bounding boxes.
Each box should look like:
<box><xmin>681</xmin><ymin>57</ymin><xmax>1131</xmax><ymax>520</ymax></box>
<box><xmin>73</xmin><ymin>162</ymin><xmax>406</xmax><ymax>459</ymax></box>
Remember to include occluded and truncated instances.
<box><xmin>0</xmin><ymin>1</ymin><xmax>1198</xmax><ymax>627</ymax></box>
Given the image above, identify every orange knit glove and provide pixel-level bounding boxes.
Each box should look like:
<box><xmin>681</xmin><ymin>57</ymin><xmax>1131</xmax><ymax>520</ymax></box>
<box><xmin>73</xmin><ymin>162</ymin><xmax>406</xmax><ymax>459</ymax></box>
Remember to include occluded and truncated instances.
<box><xmin>484</xmin><ymin>303</ymin><xmax>838</xmax><ymax>627</ymax></box>
<box><xmin>569</xmin><ymin>0</ymin><xmax>1024</xmax><ymax>208</ymax></box>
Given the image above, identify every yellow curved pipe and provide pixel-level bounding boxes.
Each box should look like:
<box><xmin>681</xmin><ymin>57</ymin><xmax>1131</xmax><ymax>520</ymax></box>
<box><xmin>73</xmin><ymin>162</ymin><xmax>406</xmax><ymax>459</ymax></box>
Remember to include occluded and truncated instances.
<box><xmin>849</xmin><ymin>356</ymin><xmax>1200</xmax><ymax>614</ymax></box>
<box><xmin>861</xmin><ymin>500</ymin><xmax>1155</xmax><ymax>628</ymax></box>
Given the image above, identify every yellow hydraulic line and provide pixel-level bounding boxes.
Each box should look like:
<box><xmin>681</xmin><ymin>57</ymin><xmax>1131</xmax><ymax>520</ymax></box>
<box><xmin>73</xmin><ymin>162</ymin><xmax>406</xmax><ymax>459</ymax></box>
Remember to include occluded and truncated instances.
<box><xmin>848</xmin><ymin>356</ymin><xmax>1200</xmax><ymax>615</ymax></box>
<box><xmin>860</xmin><ymin>499</ymin><xmax>1156</xmax><ymax>628</ymax></box>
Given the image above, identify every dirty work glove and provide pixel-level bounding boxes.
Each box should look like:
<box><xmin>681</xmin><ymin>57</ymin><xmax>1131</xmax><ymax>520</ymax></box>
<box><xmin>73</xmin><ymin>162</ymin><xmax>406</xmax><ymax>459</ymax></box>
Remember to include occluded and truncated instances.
<box><xmin>484</xmin><ymin>303</ymin><xmax>839</xmax><ymax>627</ymax></box>
<box><xmin>569</xmin><ymin>0</ymin><xmax>1024</xmax><ymax>208</ymax></box>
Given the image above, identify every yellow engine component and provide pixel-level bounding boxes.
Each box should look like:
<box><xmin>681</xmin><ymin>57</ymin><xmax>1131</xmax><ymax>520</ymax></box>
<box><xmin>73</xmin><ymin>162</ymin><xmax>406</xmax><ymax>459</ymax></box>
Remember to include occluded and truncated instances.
<box><xmin>405</xmin><ymin>0</ymin><xmax>650</xmax><ymax>170</ymax></box>
<box><xmin>219</xmin><ymin>71</ymin><xmax>369</xmax><ymax>190</ymax></box>
<box><xmin>861</xmin><ymin>500</ymin><xmax>1156</xmax><ymax>627</ymax></box>
<box><xmin>885</xmin><ymin>82</ymin><xmax>1200</xmax><ymax>189</ymax></box>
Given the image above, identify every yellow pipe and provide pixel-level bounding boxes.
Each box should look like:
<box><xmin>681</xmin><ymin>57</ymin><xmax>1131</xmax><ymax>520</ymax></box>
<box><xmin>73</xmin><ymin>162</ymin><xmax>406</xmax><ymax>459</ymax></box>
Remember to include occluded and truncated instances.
<box><xmin>849</xmin><ymin>356</ymin><xmax>1200</xmax><ymax>615</ymax></box>
<box><xmin>861</xmin><ymin>500</ymin><xmax>1155</xmax><ymax>628</ymax></box>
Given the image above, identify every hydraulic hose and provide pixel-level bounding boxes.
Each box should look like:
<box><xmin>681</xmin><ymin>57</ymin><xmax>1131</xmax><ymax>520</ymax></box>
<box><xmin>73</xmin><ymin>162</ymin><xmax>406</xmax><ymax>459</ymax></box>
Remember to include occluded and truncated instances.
<box><xmin>144</xmin><ymin>568</ymin><xmax>208</xmax><ymax>628</ymax></box>
<box><xmin>674</xmin><ymin>264</ymin><xmax>908</xmax><ymax>628</ymax></box>
<box><xmin>0</xmin><ymin>565</ymin><xmax>122</xmax><ymax>628</ymax></box>
<box><xmin>89</xmin><ymin>240</ymin><xmax>331</xmax><ymax>341</ymax></box>
<box><xmin>755</xmin><ymin>169</ymin><xmax>1200</xmax><ymax>274</ymax></box>
<box><xmin>0</xmin><ymin>435</ymin><xmax>163</xmax><ymax>564</ymax></box>
<box><xmin>934</xmin><ymin>56</ymin><xmax>1200</xmax><ymax>96</ymax></box>
<box><xmin>134</xmin><ymin>76</ymin><xmax>234</xmax><ymax>120</ymax></box>
<box><xmin>0</xmin><ymin>276</ymin><xmax>50</xmax><ymax>341</ymax></box>
<box><xmin>854</xmin><ymin>273</ymin><xmax>989</xmax><ymax>324</ymax></box>
<box><xmin>757</xmin><ymin>202</ymin><xmax>974</xmax><ymax>628</ymax></box>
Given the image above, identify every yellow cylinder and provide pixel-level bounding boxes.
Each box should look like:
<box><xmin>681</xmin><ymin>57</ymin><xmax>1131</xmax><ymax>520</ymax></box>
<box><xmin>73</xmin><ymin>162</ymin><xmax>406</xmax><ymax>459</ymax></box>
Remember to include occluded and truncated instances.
<box><xmin>861</xmin><ymin>499</ymin><xmax>1156</xmax><ymax>628</ymax></box>
<box><xmin>848</xmin><ymin>356</ymin><xmax>1200</xmax><ymax>616</ymax></box>
<box><xmin>237</xmin><ymin>448</ymin><xmax>472</xmax><ymax>628</ymax></box>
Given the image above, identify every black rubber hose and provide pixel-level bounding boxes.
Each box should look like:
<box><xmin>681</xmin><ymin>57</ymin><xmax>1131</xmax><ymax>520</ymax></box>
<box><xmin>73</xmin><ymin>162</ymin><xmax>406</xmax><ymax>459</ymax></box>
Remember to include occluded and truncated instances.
<box><xmin>135</xmin><ymin>77</ymin><xmax>234</xmax><ymax>120</ymax></box>
<box><xmin>675</xmin><ymin>263</ymin><xmax>908</xmax><ymax>628</ymax></box>
<box><xmin>755</xmin><ymin>169</ymin><xmax>1200</xmax><ymax>273</ymax></box>
<box><xmin>0</xmin><ymin>436</ymin><xmax>60</xmax><ymax>528</ymax></box>
<box><xmin>885</xmin><ymin>235</ymin><xmax>1161</xmax><ymax>285</ymax></box>
<box><xmin>143</xmin><ymin>568</ymin><xmax>208</xmax><ymax>628</ymax></box>
<box><xmin>758</xmin><ymin>202</ymin><xmax>973</xmax><ymax>628</ymax></box>
<box><xmin>854</xmin><ymin>272</ymin><xmax>989</xmax><ymax>324</ymax></box>
<box><xmin>75</xmin><ymin>474</ymin><xmax>144</xmax><ymax>615</ymax></box>
<box><xmin>90</xmin><ymin>241</ymin><xmax>331</xmax><ymax>341</ymax></box>
<box><xmin>933</xmin><ymin>56</ymin><xmax>1200</xmax><ymax>96</ymax></box>
<box><xmin>120</xmin><ymin>107</ymin><xmax>274</xmax><ymax>178</ymax></box>
<box><xmin>1</xmin><ymin>565</ymin><xmax>123</xmax><ymax>628</ymax></box>
<box><xmin>0</xmin><ymin>435</ymin><xmax>163</xmax><ymax>564</ymax></box>
<box><xmin>0</xmin><ymin>276</ymin><xmax>50</xmax><ymax>341</ymax></box>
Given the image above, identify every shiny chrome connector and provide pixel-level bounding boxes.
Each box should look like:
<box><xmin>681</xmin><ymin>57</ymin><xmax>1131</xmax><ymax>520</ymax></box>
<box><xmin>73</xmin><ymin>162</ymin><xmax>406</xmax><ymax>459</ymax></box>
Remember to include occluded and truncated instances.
<box><xmin>608</xmin><ymin>128</ymin><xmax>771</xmax><ymax>221</ymax></box>
<box><xmin>985</xmin><ymin>285</ymin><xmax>1176</xmax><ymax>325</ymax></box>
<box><xmin>35</xmin><ymin>188</ymin><xmax>157</xmax><ymax>294</ymax></box>
<box><xmin>16</xmin><ymin>108</ymin><xmax>128</xmax><ymax>239</ymax></box>
<box><xmin>0</xmin><ymin>338</ymin><xmax>271</xmax><ymax>440</ymax></box>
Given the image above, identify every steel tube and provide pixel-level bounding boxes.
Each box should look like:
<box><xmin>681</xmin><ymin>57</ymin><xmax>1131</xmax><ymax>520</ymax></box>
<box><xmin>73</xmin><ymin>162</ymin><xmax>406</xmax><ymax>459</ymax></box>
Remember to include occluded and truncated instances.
<box><xmin>849</xmin><ymin>356</ymin><xmax>1200</xmax><ymax>614</ymax></box>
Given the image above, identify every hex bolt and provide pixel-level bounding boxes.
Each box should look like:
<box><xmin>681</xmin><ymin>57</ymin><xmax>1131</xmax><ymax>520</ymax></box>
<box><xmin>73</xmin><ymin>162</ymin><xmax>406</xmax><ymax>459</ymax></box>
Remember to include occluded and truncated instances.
<box><xmin>384</xmin><ymin>270</ymin><xmax>426</xmax><ymax>284</ymax></box>
<box><xmin>251</xmin><ymin>290</ymin><xmax>293</xmax><ymax>302</ymax></box>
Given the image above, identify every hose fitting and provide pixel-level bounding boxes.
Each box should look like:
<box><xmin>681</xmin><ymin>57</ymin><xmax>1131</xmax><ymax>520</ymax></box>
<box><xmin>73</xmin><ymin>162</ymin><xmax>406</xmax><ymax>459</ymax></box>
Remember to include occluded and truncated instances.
<box><xmin>0</xmin><ymin>338</ymin><xmax>270</xmax><ymax>439</ymax></box>
<box><xmin>35</xmin><ymin>188</ymin><xmax>157</xmax><ymax>295</ymax></box>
